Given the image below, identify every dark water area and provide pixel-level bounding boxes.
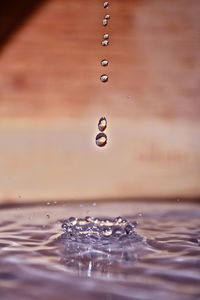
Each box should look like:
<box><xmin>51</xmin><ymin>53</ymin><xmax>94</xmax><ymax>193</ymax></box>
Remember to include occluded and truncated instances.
<box><xmin>0</xmin><ymin>201</ymin><xmax>200</xmax><ymax>300</ymax></box>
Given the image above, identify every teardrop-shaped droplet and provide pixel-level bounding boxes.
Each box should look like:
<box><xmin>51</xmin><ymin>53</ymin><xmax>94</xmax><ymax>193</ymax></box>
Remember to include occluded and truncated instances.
<box><xmin>101</xmin><ymin>59</ymin><xmax>109</xmax><ymax>67</ymax></box>
<box><xmin>103</xmin><ymin>33</ymin><xmax>109</xmax><ymax>39</ymax></box>
<box><xmin>95</xmin><ymin>133</ymin><xmax>107</xmax><ymax>147</ymax></box>
<box><xmin>103</xmin><ymin>1</ymin><xmax>109</xmax><ymax>9</ymax></box>
<box><xmin>104</xmin><ymin>14</ymin><xmax>110</xmax><ymax>20</ymax></box>
<box><xmin>102</xmin><ymin>19</ymin><xmax>108</xmax><ymax>26</ymax></box>
<box><xmin>101</xmin><ymin>40</ymin><xmax>109</xmax><ymax>46</ymax></box>
<box><xmin>98</xmin><ymin>117</ymin><xmax>107</xmax><ymax>132</ymax></box>
<box><xmin>100</xmin><ymin>74</ymin><xmax>108</xmax><ymax>83</ymax></box>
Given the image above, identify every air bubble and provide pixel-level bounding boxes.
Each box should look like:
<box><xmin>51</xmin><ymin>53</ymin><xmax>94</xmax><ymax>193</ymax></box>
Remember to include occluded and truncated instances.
<box><xmin>98</xmin><ymin>117</ymin><xmax>107</xmax><ymax>132</ymax></box>
<box><xmin>96</xmin><ymin>133</ymin><xmax>107</xmax><ymax>147</ymax></box>
<box><xmin>100</xmin><ymin>74</ymin><xmax>108</xmax><ymax>82</ymax></box>
<box><xmin>103</xmin><ymin>33</ymin><xmax>109</xmax><ymax>39</ymax></box>
<box><xmin>101</xmin><ymin>59</ymin><xmax>109</xmax><ymax>67</ymax></box>
<box><xmin>101</xmin><ymin>40</ymin><xmax>109</xmax><ymax>46</ymax></box>
<box><xmin>103</xmin><ymin>2</ymin><xmax>109</xmax><ymax>9</ymax></box>
<box><xmin>102</xmin><ymin>19</ymin><xmax>108</xmax><ymax>26</ymax></box>
<box><xmin>104</xmin><ymin>14</ymin><xmax>110</xmax><ymax>20</ymax></box>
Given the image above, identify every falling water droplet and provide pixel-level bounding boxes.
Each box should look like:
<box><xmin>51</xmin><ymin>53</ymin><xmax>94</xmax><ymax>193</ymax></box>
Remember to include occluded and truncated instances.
<box><xmin>102</xmin><ymin>19</ymin><xmax>108</xmax><ymax>26</ymax></box>
<box><xmin>104</xmin><ymin>14</ymin><xmax>110</xmax><ymax>20</ymax></box>
<box><xmin>98</xmin><ymin>117</ymin><xmax>107</xmax><ymax>132</ymax></box>
<box><xmin>103</xmin><ymin>33</ymin><xmax>109</xmax><ymax>39</ymax></box>
<box><xmin>103</xmin><ymin>1</ymin><xmax>109</xmax><ymax>9</ymax></box>
<box><xmin>101</xmin><ymin>59</ymin><xmax>109</xmax><ymax>67</ymax></box>
<box><xmin>101</xmin><ymin>40</ymin><xmax>109</xmax><ymax>46</ymax></box>
<box><xmin>100</xmin><ymin>74</ymin><xmax>108</xmax><ymax>82</ymax></box>
<box><xmin>95</xmin><ymin>133</ymin><xmax>107</xmax><ymax>147</ymax></box>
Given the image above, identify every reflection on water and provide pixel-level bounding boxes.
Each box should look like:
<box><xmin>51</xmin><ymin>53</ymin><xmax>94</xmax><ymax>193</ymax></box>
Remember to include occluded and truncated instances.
<box><xmin>0</xmin><ymin>201</ymin><xmax>200</xmax><ymax>300</ymax></box>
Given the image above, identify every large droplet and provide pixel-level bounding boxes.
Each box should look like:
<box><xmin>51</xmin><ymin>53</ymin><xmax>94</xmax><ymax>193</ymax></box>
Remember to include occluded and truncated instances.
<box><xmin>103</xmin><ymin>1</ymin><xmax>109</xmax><ymax>9</ymax></box>
<box><xmin>103</xmin><ymin>33</ymin><xmax>109</xmax><ymax>39</ymax></box>
<box><xmin>95</xmin><ymin>133</ymin><xmax>107</xmax><ymax>147</ymax></box>
<box><xmin>101</xmin><ymin>59</ymin><xmax>109</xmax><ymax>67</ymax></box>
<box><xmin>104</xmin><ymin>14</ymin><xmax>110</xmax><ymax>20</ymax></box>
<box><xmin>101</xmin><ymin>40</ymin><xmax>109</xmax><ymax>46</ymax></box>
<box><xmin>100</xmin><ymin>74</ymin><xmax>108</xmax><ymax>82</ymax></box>
<box><xmin>98</xmin><ymin>117</ymin><xmax>107</xmax><ymax>132</ymax></box>
<box><xmin>102</xmin><ymin>19</ymin><xmax>108</xmax><ymax>26</ymax></box>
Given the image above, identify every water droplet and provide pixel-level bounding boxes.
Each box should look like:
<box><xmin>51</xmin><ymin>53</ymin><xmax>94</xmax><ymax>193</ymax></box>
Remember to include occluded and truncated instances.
<box><xmin>101</xmin><ymin>59</ymin><xmax>109</xmax><ymax>67</ymax></box>
<box><xmin>85</xmin><ymin>216</ymin><xmax>93</xmax><ymax>222</ymax></box>
<box><xmin>101</xmin><ymin>40</ymin><xmax>109</xmax><ymax>46</ymax></box>
<box><xmin>68</xmin><ymin>217</ymin><xmax>77</xmax><ymax>226</ymax></box>
<box><xmin>98</xmin><ymin>117</ymin><xmax>107</xmax><ymax>132</ymax></box>
<box><xmin>125</xmin><ymin>225</ymin><xmax>133</xmax><ymax>235</ymax></box>
<box><xmin>114</xmin><ymin>216</ymin><xmax>123</xmax><ymax>224</ymax></box>
<box><xmin>103</xmin><ymin>33</ymin><xmax>109</xmax><ymax>39</ymax></box>
<box><xmin>92</xmin><ymin>202</ymin><xmax>96</xmax><ymax>207</ymax></box>
<box><xmin>102</xmin><ymin>19</ymin><xmax>108</xmax><ymax>26</ymax></box>
<box><xmin>103</xmin><ymin>228</ymin><xmax>112</xmax><ymax>236</ymax></box>
<box><xmin>103</xmin><ymin>1</ymin><xmax>109</xmax><ymax>9</ymax></box>
<box><xmin>46</xmin><ymin>202</ymin><xmax>51</xmax><ymax>206</ymax></box>
<box><xmin>104</xmin><ymin>14</ymin><xmax>110</xmax><ymax>20</ymax></box>
<box><xmin>100</xmin><ymin>74</ymin><xmax>108</xmax><ymax>83</ymax></box>
<box><xmin>95</xmin><ymin>133</ymin><xmax>107</xmax><ymax>147</ymax></box>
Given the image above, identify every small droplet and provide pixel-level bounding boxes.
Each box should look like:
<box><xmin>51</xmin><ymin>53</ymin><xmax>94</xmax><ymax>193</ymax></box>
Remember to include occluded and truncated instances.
<box><xmin>98</xmin><ymin>117</ymin><xmax>107</xmax><ymax>132</ymax></box>
<box><xmin>125</xmin><ymin>225</ymin><xmax>133</xmax><ymax>235</ymax></box>
<box><xmin>103</xmin><ymin>33</ymin><xmax>109</xmax><ymax>39</ymax></box>
<box><xmin>103</xmin><ymin>1</ymin><xmax>109</xmax><ymax>9</ymax></box>
<box><xmin>68</xmin><ymin>217</ymin><xmax>77</xmax><ymax>226</ymax></box>
<box><xmin>46</xmin><ymin>214</ymin><xmax>50</xmax><ymax>219</ymax></box>
<box><xmin>103</xmin><ymin>228</ymin><xmax>112</xmax><ymax>236</ymax></box>
<box><xmin>101</xmin><ymin>59</ymin><xmax>109</xmax><ymax>67</ymax></box>
<box><xmin>95</xmin><ymin>133</ymin><xmax>107</xmax><ymax>147</ymax></box>
<box><xmin>104</xmin><ymin>14</ymin><xmax>110</xmax><ymax>20</ymax></box>
<box><xmin>102</xmin><ymin>19</ymin><xmax>108</xmax><ymax>26</ymax></box>
<box><xmin>100</xmin><ymin>74</ymin><xmax>108</xmax><ymax>82</ymax></box>
<box><xmin>101</xmin><ymin>40</ymin><xmax>109</xmax><ymax>46</ymax></box>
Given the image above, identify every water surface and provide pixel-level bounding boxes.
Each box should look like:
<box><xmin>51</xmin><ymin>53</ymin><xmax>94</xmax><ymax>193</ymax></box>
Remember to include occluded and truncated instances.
<box><xmin>0</xmin><ymin>201</ymin><xmax>200</xmax><ymax>300</ymax></box>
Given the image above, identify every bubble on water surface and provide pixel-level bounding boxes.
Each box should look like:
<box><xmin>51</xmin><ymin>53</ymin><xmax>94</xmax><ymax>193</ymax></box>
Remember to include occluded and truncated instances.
<box><xmin>101</xmin><ymin>40</ymin><xmax>109</xmax><ymax>46</ymax></box>
<box><xmin>95</xmin><ymin>133</ymin><xmax>107</xmax><ymax>147</ymax></box>
<box><xmin>102</xmin><ymin>19</ymin><xmax>108</xmax><ymax>26</ymax></box>
<box><xmin>98</xmin><ymin>117</ymin><xmax>107</xmax><ymax>132</ymax></box>
<box><xmin>101</xmin><ymin>59</ymin><xmax>109</xmax><ymax>67</ymax></box>
<box><xmin>100</xmin><ymin>74</ymin><xmax>108</xmax><ymax>82</ymax></box>
<box><xmin>103</xmin><ymin>1</ymin><xmax>109</xmax><ymax>9</ymax></box>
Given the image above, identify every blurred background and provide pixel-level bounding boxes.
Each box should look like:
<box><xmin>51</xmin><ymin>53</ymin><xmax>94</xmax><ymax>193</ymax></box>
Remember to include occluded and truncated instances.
<box><xmin>0</xmin><ymin>0</ymin><xmax>199</xmax><ymax>203</ymax></box>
